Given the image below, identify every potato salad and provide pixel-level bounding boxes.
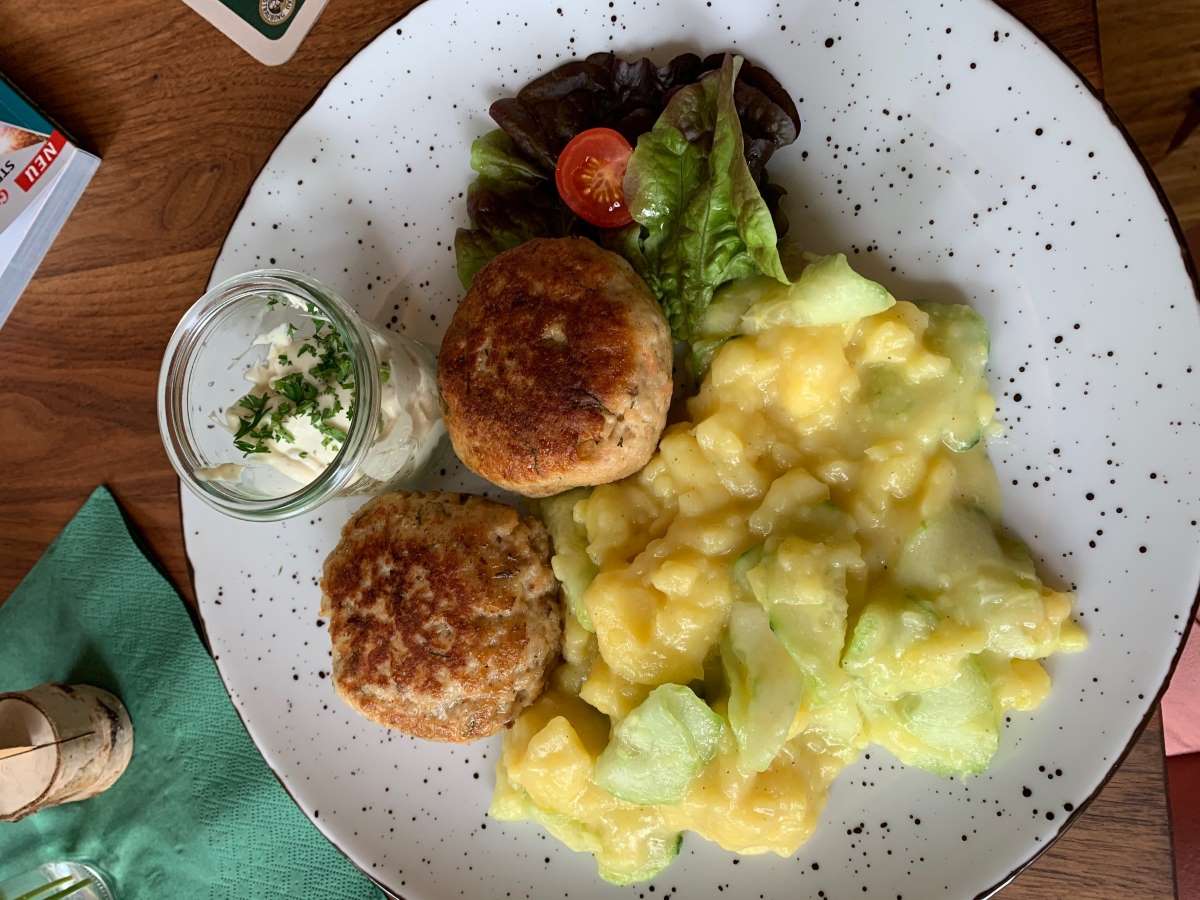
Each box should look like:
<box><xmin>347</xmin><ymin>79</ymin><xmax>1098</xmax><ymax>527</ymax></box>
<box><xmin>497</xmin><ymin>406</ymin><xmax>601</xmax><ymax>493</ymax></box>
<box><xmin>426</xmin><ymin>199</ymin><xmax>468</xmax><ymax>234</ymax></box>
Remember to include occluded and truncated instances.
<box><xmin>491</xmin><ymin>256</ymin><xmax>1086</xmax><ymax>884</ymax></box>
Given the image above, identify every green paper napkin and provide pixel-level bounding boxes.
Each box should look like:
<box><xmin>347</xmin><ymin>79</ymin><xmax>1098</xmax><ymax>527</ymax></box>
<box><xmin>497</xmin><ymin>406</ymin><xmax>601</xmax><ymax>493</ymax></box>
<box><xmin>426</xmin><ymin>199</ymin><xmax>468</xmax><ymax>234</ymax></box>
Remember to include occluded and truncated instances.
<box><xmin>0</xmin><ymin>487</ymin><xmax>381</xmax><ymax>899</ymax></box>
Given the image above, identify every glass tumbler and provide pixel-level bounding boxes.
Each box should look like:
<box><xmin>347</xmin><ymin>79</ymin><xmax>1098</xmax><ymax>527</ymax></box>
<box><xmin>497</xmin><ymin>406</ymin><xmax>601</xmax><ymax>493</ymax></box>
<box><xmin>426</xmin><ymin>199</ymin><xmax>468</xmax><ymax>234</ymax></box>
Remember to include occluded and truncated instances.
<box><xmin>0</xmin><ymin>862</ymin><xmax>116</xmax><ymax>900</ymax></box>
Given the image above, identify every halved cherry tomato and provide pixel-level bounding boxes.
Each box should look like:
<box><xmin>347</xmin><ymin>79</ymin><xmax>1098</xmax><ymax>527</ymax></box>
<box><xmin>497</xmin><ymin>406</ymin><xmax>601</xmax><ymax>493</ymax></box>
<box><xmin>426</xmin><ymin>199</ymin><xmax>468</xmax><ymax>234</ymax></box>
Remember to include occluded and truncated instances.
<box><xmin>555</xmin><ymin>127</ymin><xmax>634</xmax><ymax>228</ymax></box>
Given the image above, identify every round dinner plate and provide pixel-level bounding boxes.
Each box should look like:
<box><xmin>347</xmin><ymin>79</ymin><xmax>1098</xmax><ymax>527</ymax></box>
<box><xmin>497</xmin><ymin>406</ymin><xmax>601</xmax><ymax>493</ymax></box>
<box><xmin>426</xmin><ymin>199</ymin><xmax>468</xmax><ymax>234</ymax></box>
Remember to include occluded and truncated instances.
<box><xmin>183</xmin><ymin>1</ymin><xmax>1200</xmax><ymax>897</ymax></box>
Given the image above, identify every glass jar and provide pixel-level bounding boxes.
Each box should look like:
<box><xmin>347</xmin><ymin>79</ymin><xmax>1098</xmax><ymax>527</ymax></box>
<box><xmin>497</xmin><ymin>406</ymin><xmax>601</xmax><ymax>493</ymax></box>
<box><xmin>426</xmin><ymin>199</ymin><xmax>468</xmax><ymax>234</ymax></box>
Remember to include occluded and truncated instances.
<box><xmin>0</xmin><ymin>862</ymin><xmax>116</xmax><ymax>900</ymax></box>
<box><xmin>158</xmin><ymin>269</ymin><xmax>445</xmax><ymax>521</ymax></box>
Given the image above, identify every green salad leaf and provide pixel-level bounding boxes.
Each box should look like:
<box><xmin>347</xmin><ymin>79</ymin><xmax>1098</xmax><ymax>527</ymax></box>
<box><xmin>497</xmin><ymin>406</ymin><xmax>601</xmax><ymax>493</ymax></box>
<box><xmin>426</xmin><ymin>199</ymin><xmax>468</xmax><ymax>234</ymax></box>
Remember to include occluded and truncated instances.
<box><xmin>454</xmin><ymin>54</ymin><xmax>802</xmax><ymax>303</ymax></box>
<box><xmin>454</xmin><ymin>130</ymin><xmax>575</xmax><ymax>288</ymax></box>
<box><xmin>623</xmin><ymin>54</ymin><xmax>789</xmax><ymax>342</ymax></box>
<box><xmin>468</xmin><ymin>129</ymin><xmax>545</xmax><ymax>185</ymax></box>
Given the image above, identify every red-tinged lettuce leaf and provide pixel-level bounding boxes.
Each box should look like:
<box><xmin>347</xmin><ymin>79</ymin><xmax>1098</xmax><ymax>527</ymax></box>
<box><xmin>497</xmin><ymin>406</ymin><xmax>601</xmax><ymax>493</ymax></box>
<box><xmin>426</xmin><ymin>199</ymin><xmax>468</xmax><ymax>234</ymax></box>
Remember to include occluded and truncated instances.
<box><xmin>468</xmin><ymin>128</ymin><xmax>546</xmax><ymax>185</ymax></box>
<box><xmin>457</xmin><ymin>52</ymin><xmax>802</xmax><ymax>291</ymax></box>
<box><xmin>489</xmin><ymin>53</ymin><xmax>709</xmax><ymax>171</ymax></box>
<box><xmin>454</xmin><ymin>183</ymin><xmax>572</xmax><ymax>289</ymax></box>
<box><xmin>454</xmin><ymin>131</ymin><xmax>577</xmax><ymax>288</ymax></box>
<box><xmin>488</xmin><ymin>51</ymin><xmax>799</xmax><ymax>204</ymax></box>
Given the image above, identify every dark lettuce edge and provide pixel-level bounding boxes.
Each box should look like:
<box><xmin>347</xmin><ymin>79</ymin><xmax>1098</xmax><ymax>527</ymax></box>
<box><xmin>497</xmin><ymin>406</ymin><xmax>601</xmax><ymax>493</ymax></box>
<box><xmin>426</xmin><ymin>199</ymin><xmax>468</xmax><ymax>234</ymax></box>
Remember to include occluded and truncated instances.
<box><xmin>489</xmin><ymin>53</ymin><xmax>710</xmax><ymax>173</ymax></box>
<box><xmin>459</xmin><ymin>51</ymin><xmax>802</xmax><ymax>288</ymax></box>
<box><xmin>454</xmin><ymin>177</ymin><xmax>579</xmax><ymax>288</ymax></box>
<box><xmin>700</xmin><ymin>52</ymin><xmax>800</xmax><ymax>135</ymax></box>
<box><xmin>488</xmin><ymin>50</ymin><xmax>800</xmax><ymax>183</ymax></box>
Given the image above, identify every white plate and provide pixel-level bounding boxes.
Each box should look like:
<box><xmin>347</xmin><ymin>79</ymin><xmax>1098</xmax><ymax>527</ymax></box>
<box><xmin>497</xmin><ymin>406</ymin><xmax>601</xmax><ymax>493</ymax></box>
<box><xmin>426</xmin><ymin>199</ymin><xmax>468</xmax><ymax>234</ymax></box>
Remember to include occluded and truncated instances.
<box><xmin>183</xmin><ymin>1</ymin><xmax>1200</xmax><ymax>897</ymax></box>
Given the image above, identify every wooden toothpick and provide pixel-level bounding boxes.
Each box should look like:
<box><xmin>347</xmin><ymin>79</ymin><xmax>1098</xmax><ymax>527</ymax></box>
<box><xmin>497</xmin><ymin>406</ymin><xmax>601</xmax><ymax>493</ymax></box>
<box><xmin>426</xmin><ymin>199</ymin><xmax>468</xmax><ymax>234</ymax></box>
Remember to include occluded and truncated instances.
<box><xmin>0</xmin><ymin>732</ymin><xmax>95</xmax><ymax>762</ymax></box>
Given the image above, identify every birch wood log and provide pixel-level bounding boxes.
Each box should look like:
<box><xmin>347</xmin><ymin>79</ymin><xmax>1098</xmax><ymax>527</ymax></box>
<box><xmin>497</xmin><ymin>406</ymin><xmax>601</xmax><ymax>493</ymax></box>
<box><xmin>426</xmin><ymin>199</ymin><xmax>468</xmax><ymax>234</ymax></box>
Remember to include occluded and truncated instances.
<box><xmin>0</xmin><ymin>683</ymin><xmax>133</xmax><ymax>822</ymax></box>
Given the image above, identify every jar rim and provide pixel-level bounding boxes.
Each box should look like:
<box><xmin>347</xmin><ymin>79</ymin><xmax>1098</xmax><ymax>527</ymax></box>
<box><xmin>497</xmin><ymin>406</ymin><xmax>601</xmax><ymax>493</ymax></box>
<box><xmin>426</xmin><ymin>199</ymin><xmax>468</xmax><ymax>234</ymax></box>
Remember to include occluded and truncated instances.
<box><xmin>157</xmin><ymin>268</ymin><xmax>381</xmax><ymax>521</ymax></box>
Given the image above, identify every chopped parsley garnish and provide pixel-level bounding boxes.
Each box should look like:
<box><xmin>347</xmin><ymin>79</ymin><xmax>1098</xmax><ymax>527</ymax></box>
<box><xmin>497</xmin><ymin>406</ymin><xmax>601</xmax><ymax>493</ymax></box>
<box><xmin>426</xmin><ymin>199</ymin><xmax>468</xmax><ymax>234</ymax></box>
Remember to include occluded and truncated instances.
<box><xmin>379</xmin><ymin>361</ymin><xmax>391</xmax><ymax>384</ymax></box>
<box><xmin>232</xmin><ymin>406</ymin><xmax>274</xmax><ymax>454</ymax></box>
<box><xmin>309</xmin><ymin>324</ymin><xmax>355</xmax><ymax>388</ymax></box>
<box><xmin>273</xmin><ymin>372</ymin><xmax>319</xmax><ymax>406</ymax></box>
<box><xmin>233</xmin><ymin>393</ymin><xmax>270</xmax><ymax>441</ymax></box>
<box><xmin>315</xmin><ymin>420</ymin><xmax>348</xmax><ymax>448</ymax></box>
<box><xmin>227</xmin><ymin>312</ymin><xmax>360</xmax><ymax>460</ymax></box>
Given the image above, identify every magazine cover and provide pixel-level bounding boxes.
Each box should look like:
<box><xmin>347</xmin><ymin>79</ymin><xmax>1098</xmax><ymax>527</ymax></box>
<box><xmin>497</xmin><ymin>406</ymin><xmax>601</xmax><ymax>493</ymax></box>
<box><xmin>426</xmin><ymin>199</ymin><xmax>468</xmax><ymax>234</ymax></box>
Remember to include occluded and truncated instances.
<box><xmin>0</xmin><ymin>80</ymin><xmax>73</xmax><ymax>234</ymax></box>
<box><xmin>0</xmin><ymin>74</ymin><xmax>99</xmax><ymax>327</ymax></box>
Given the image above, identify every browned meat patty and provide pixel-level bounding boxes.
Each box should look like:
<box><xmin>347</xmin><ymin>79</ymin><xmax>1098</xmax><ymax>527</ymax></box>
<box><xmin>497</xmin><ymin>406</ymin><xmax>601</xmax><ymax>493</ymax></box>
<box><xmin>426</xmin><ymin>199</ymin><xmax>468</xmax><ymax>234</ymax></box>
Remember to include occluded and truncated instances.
<box><xmin>438</xmin><ymin>237</ymin><xmax>672</xmax><ymax>497</ymax></box>
<box><xmin>320</xmin><ymin>492</ymin><xmax>562</xmax><ymax>742</ymax></box>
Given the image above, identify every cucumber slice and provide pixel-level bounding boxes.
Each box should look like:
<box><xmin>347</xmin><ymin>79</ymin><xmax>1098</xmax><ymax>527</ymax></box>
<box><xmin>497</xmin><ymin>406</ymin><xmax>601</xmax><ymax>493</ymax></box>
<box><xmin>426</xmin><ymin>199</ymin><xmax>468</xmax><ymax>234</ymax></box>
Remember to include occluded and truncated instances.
<box><xmin>741</xmin><ymin>524</ymin><xmax>860</xmax><ymax>684</ymax></box>
<box><xmin>721</xmin><ymin>601</ymin><xmax>805</xmax><ymax>774</ymax></box>
<box><xmin>598</xmin><ymin>833</ymin><xmax>683</xmax><ymax>886</ymax></box>
<box><xmin>913</xmin><ymin>301</ymin><xmax>991</xmax><ymax>452</ymax></box>
<box><xmin>539</xmin><ymin>489</ymin><xmax>596</xmax><ymax>631</ymax></box>
<box><xmin>862</xmin><ymin>658</ymin><xmax>999</xmax><ymax>777</ymax></box>
<box><xmin>896</xmin><ymin>505</ymin><xmax>1080</xmax><ymax>660</ymax></box>
<box><xmin>730</xmin><ymin>544</ymin><xmax>763</xmax><ymax>600</ymax></box>
<box><xmin>491</xmin><ymin>769</ymin><xmax>682</xmax><ymax>886</ymax></box>
<box><xmin>842</xmin><ymin>593</ymin><xmax>985</xmax><ymax>700</ymax></box>
<box><xmin>861</xmin><ymin>365</ymin><xmax>918</xmax><ymax>421</ymax></box>
<box><xmin>896</xmin><ymin>504</ymin><xmax>1006</xmax><ymax>593</ymax></box>
<box><xmin>739</xmin><ymin>253</ymin><xmax>895</xmax><ymax>333</ymax></box>
<box><xmin>916</xmin><ymin>300</ymin><xmax>989</xmax><ymax>379</ymax></box>
<box><xmin>692</xmin><ymin>254</ymin><xmax>895</xmax><ymax>377</ymax></box>
<box><xmin>592</xmin><ymin>684</ymin><xmax>723</xmax><ymax>805</ymax></box>
<box><xmin>940</xmin><ymin>416</ymin><xmax>985</xmax><ymax>452</ymax></box>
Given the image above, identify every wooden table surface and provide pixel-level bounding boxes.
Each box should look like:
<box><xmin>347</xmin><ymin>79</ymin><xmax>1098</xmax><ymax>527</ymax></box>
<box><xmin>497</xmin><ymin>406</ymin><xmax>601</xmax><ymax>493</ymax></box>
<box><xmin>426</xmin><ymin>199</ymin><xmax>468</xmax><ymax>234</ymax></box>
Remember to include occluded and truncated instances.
<box><xmin>0</xmin><ymin>1</ymin><xmax>1177</xmax><ymax>897</ymax></box>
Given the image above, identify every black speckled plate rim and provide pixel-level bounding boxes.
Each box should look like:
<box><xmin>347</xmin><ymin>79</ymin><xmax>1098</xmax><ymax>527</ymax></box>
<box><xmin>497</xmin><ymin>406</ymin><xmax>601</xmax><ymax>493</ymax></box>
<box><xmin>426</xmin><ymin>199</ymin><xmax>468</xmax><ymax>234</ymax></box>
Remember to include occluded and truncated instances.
<box><xmin>971</xmin><ymin>3</ymin><xmax>1199</xmax><ymax>897</ymax></box>
<box><xmin>182</xmin><ymin>2</ymin><xmax>1200</xmax><ymax>899</ymax></box>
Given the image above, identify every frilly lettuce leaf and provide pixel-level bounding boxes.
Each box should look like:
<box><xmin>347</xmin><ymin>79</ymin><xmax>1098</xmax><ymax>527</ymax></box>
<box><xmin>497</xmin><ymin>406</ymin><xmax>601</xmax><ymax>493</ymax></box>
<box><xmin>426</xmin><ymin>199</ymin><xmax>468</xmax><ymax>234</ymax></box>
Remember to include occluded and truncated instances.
<box><xmin>454</xmin><ymin>53</ymin><xmax>800</xmax><ymax>292</ymax></box>
<box><xmin>453</xmin><ymin>130</ymin><xmax>574</xmax><ymax>288</ymax></box>
<box><xmin>623</xmin><ymin>54</ymin><xmax>789</xmax><ymax>342</ymax></box>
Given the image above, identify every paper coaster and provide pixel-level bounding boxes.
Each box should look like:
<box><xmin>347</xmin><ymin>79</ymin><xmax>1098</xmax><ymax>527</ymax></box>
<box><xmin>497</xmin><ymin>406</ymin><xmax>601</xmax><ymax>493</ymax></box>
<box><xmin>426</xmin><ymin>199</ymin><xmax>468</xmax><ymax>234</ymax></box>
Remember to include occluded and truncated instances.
<box><xmin>182</xmin><ymin>0</ymin><xmax>330</xmax><ymax>66</ymax></box>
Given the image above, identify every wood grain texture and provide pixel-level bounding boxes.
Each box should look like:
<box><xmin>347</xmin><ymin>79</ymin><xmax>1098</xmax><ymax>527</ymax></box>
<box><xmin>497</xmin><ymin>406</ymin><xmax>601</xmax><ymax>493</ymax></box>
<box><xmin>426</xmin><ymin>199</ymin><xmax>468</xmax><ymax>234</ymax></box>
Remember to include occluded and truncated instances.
<box><xmin>0</xmin><ymin>0</ymin><xmax>1176</xmax><ymax>897</ymax></box>
<box><xmin>1168</xmin><ymin>752</ymin><xmax>1200</xmax><ymax>900</ymax></box>
<box><xmin>0</xmin><ymin>0</ymin><xmax>425</xmax><ymax>603</ymax></box>
<box><xmin>1005</xmin><ymin>712</ymin><xmax>1175</xmax><ymax>898</ymax></box>
<box><xmin>1097</xmin><ymin>0</ymin><xmax>1200</xmax><ymax>270</ymax></box>
<box><xmin>999</xmin><ymin>0</ymin><xmax>1104</xmax><ymax>88</ymax></box>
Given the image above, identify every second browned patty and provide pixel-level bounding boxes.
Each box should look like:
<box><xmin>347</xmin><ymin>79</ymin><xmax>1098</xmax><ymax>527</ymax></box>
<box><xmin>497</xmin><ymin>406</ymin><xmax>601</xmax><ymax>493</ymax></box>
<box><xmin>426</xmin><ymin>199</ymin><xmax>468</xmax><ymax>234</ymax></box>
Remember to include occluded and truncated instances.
<box><xmin>320</xmin><ymin>492</ymin><xmax>562</xmax><ymax>742</ymax></box>
<box><xmin>438</xmin><ymin>237</ymin><xmax>672</xmax><ymax>497</ymax></box>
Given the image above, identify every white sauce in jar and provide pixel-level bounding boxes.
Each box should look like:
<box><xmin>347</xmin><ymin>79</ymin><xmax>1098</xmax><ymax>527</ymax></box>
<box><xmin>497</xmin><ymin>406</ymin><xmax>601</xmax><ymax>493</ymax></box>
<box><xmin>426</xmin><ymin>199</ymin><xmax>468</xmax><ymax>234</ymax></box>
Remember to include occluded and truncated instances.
<box><xmin>199</xmin><ymin>309</ymin><xmax>443</xmax><ymax>490</ymax></box>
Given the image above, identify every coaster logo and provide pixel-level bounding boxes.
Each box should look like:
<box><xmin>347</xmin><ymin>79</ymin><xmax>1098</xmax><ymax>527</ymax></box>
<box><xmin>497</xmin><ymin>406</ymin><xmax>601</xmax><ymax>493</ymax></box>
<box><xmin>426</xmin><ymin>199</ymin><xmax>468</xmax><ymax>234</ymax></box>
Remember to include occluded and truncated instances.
<box><xmin>0</xmin><ymin>188</ymin><xmax>7</xmax><ymax>206</ymax></box>
<box><xmin>260</xmin><ymin>0</ymin><xmax>295</xmax><ymax>25</ymax></box>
